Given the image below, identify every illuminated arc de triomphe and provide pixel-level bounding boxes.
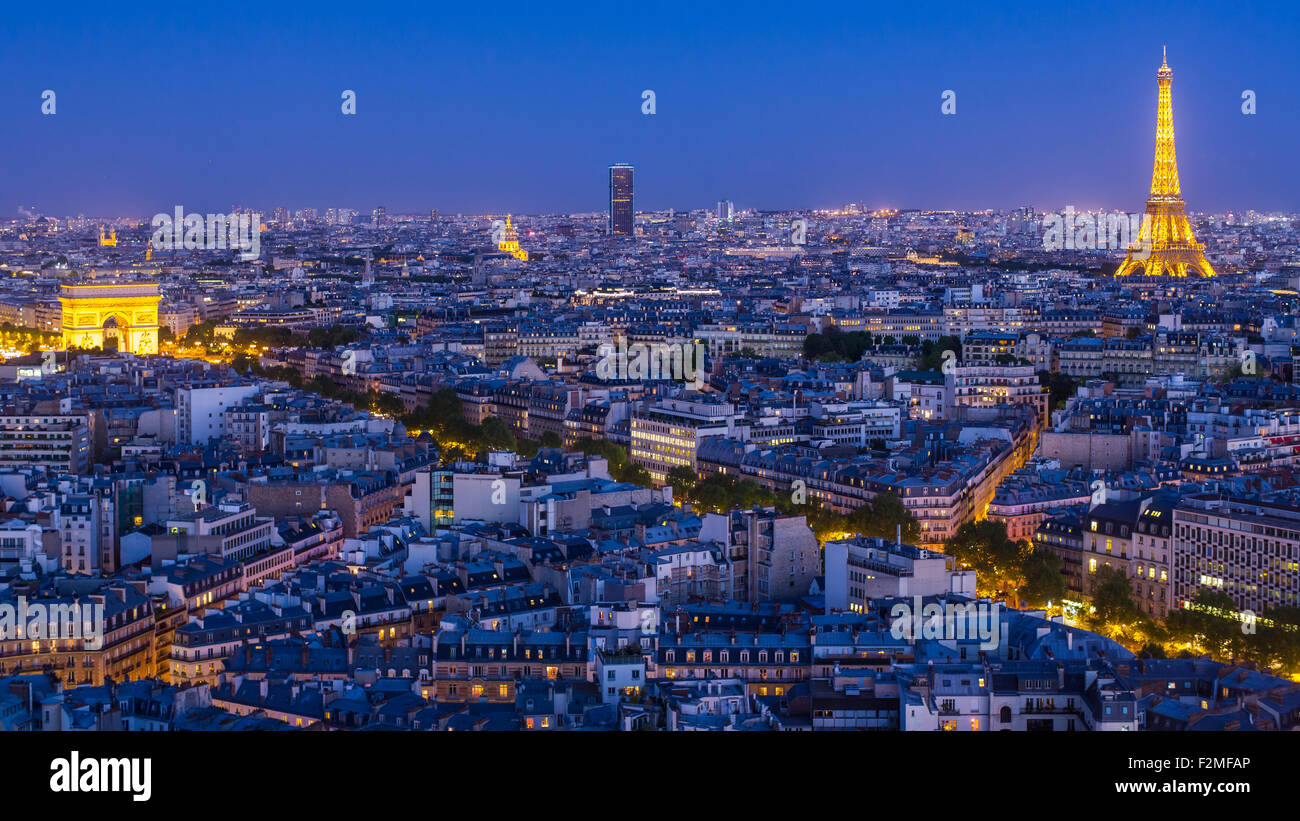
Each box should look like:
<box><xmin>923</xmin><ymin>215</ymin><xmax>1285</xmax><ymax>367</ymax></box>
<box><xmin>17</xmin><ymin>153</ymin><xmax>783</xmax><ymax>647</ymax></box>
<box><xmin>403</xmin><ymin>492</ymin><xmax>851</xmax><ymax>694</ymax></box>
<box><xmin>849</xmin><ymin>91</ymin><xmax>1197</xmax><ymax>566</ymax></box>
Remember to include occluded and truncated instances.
<box><xmin>59</xmin><ymin>282</ymin><xmax>161</xmax><ymax>354</ymax></box>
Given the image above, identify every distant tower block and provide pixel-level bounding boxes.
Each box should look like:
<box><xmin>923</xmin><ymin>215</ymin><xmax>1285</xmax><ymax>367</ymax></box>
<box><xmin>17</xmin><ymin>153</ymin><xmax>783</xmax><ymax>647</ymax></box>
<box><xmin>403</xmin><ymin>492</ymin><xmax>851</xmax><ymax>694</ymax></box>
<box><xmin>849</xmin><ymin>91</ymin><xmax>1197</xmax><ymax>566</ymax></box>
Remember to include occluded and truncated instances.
<box><xmin>60</xmin><ymin>282</ymin><xmax>161</xmax><ymax>354</ymax></box>
<box><xmin>608</xmin><ymin>163</ymin><xmax>634</xmax><ymax>236</ymax></box>
<box><xmin>1115</xmin><ymin>48</ymin><xmax>1216</xmax><ymax>278</ymax></box>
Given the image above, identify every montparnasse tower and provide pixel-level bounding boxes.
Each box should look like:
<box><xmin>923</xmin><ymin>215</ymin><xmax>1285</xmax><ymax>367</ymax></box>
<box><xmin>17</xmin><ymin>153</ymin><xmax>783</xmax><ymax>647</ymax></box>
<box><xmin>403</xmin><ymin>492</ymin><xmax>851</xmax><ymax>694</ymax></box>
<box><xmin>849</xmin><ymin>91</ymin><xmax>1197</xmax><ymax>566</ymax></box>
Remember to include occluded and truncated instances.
<box><xmin>1115</xmin><ymin>47</ymin><xmax>1216</xmax><ymax>278</ymax></box>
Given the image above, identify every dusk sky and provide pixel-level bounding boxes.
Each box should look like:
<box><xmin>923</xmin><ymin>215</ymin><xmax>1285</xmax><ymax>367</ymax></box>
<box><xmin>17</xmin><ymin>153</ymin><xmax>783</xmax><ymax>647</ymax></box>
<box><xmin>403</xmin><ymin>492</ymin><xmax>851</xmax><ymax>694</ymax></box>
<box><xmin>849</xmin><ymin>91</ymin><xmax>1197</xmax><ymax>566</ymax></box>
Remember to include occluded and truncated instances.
<box><xmin>3</xmin><ymin>0</ymin><xmax>1297</xmax><ymax>217</ymax></box>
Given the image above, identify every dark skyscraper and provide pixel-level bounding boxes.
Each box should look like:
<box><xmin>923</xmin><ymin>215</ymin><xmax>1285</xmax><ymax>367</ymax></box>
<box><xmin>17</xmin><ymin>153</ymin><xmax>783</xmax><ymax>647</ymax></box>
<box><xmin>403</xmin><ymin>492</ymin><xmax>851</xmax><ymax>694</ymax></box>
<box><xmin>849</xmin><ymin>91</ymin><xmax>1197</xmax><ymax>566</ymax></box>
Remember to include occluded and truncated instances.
<box><xmin>608</xmin><ymin>163</ymin><xmax>634</xmax><ymax>236</ymax></box>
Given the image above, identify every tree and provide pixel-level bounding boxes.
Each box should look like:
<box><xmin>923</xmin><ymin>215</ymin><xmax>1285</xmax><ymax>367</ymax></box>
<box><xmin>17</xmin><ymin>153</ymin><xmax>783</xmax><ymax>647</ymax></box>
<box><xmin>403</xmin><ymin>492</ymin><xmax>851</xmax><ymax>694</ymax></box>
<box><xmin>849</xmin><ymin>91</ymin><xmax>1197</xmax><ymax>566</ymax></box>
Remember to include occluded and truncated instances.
<box><xmin>1018</xmin><ymin>548</ymin><xmax>1067</xmax><ymax>609</ymax></box>
<box><xmin>619</xmin><ymin>462</ymin><xmax>653</xmax><ymax>487</ymax></box>
<box><xmin>1037</xmin><ymin>369</ymin><xmax>1077</xmax><ymax>411</ymax></box>
<box><xmin>365</xmin><ymin>390</ymin><xmax>405</xmax><ymax>417</ymax></box>
<box><xmin>794</xmin><ymin>504</ymin><xmax>853</xmax><ymax>545</ymax></box>
<box><xmin>802</xmin><ymin>327</ymin><xmax>874</xmax><ymax>362</ymax></box>
<box><xmin>1252</xmin><ymin>607</ymin><xmax>1300</xmax><ymax>672</ymax></box>
<box><xmin>848</xmin><ymin>492</ymin><xmax>919</xmax><ymax>543</ymax></box>
<box><xmin>404</xmin><ymin>388</ymin><xmax>465</xmax><ymax>435</ymax></box>
<box><xmin>305</xmin><ymin>375</ymin><xmax>339</xmax><ymax>398</ymax></box>
<box><xmin>665</xmin><ymin>465</ymin><xmax>698</xmax><ymax>496</ymax></box>
<box><xmin>944</xmin><ymin>520</ymin><xmax>1026</xmax><ymax>597</ymax></box>
<box><xmin>185</xmin><ymin>319</ymin><xmax>219</xmax><ymax>344</ymax></box>
<box><xmin>680</xmin><ymin>473</ymin><xmax>780</xmax><ymax>514</ymax></box>
<box><xmin>307</xmin><ymin>324</ymin><xmax>361</xmax><ymax>349</ymax></box>
<box><xmin>1165</xmin><ymin>590</ymin><xmax>1244</xmax><ymax>659</ymax></box>
<box><xmin>538</xmin><ymin>431</ymin><xmax>562</xmax><ymax>449</ymax></box>
<box><xmin>515</xmin><ymin>437</ymin><xmax>541</xmax><ymax>458</ymax></box>
<box><xmin>477</xmin><ymin>416</ymin><xmax>516</xmax><ymax>452</ymax></box>
<box><xmin>1088</xmin><ymin>564</ymin><xmax>1141</xmax><ymax>633</ymax></box>
<box><xmin>1139</xmin><ymin>642</ymin><xmax>1167</xmax><ymax>659</ymax></box>
<box><xmin>918</xmin><ymin>336</ymin><xmax>962</xmax><ymax>371</ymax></box>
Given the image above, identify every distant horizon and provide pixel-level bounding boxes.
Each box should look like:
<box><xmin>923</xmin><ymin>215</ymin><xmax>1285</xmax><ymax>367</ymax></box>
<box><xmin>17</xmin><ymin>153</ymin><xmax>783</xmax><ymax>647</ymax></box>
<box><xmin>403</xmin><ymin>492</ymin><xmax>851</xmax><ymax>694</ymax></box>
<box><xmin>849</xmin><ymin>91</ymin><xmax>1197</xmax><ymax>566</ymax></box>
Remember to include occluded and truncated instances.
<box><xmin>13</xmin><ymin>203</ymin><xmax>1299</xmax><ymax>222</ymax></box>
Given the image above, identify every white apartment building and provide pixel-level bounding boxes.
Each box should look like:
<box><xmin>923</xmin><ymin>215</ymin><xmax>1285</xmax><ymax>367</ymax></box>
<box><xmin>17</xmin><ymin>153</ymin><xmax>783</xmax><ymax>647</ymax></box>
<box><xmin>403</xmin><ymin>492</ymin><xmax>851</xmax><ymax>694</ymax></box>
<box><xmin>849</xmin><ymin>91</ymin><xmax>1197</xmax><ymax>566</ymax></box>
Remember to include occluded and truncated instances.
<box><xmin>631</xmin><ymin>397</ymin><xmax>739</xmax><ymax>484</ymax></box>
<box><xmin>809</xmin><ymin>400</ymin><xmax>903</xmax><ymax>446</ymax></box>
<box><xmin>1173</xmin><ymin>495</ymin><xmax>1300</xmax><ymax>617</ymax></box>
<box><xmin>176</xmin><ymin>385</ymin><xmax>261</xmax><ymax>446</ymax></box>
<box><xmin>824</xmin><ymin>537</ymin><xmax>976</xmax><ymax>614</ymax></box>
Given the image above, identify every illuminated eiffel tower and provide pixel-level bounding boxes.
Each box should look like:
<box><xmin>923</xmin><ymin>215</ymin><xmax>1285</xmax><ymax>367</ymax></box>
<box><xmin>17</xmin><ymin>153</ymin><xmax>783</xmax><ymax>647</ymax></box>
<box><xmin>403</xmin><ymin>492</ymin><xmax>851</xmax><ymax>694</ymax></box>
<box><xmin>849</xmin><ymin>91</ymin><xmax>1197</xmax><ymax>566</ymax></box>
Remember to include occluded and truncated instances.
<box><xmin>1115</xmin><ymin>47</ymin><xmax>1216</xmax><ymax>278</ymax></box>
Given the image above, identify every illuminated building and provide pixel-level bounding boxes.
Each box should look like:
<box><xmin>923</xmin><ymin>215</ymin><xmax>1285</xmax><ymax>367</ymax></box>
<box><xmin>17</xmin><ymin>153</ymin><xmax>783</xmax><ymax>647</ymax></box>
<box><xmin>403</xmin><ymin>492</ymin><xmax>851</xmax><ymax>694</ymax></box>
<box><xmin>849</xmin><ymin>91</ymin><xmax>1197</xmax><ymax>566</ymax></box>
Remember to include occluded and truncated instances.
<box><xmin>824</xmin><ymin>537</ymin><xmax>975</xmax><ymax>612</ymax></box>
<box><xmin>630</xmin><ymin>397</ymin><xmax>739</xmax><ymax>484</ymax></box>
<box><xmin>1078</xmin><ymin>497</ymin><xmax>1172</xmax><ymax>620</ymax></box>
<box><xmin>429</xmin><ymin>626</ymin><xmax>588</xmax><ymax>702</ymax></box>
<box><xmin>0</xmin><ymin>583</ymin><xmax>156</xmax><ymax>687</ymax></box>
<box><xmin>59</xmin><ymin>282</ymin><xmax>161</xmax><ymax>354</ymax></box>
<box><xmin>1173</xmin><ymin>495</ymin><xmax>1300</xmax><ymax>617</ymax></box>
<box><xmin>97</xmin><ymin>226</ymin><xmax>117</xmax><ymax>247</ymax></box>
<box><xmin>608</xmin><ymin>163</ymin><xmax>634</xmax><ymax>236</ymax></box>
<box><xmin>656</xmin><ymin>631</ymin><xmax>810</xmax><ymax>698</ymax></box>
<box><xmin>1115</xmin><ymin>49</ymin><xmax>1217</xmax><ymax>278</ymax></box>
<box><xmin>0</xmin><ymin>402</ymin><xmax>91</xmax><ymax>474</ymax></box>
<box><xmin>496</xmin><ymin>215</ymin><xmax>529</xmax><ymax>260</ymax></box>
<box><xmin>947</xmin><ymin>364</ymin><xmax>1050</xmax><ymax>429</ymax></box>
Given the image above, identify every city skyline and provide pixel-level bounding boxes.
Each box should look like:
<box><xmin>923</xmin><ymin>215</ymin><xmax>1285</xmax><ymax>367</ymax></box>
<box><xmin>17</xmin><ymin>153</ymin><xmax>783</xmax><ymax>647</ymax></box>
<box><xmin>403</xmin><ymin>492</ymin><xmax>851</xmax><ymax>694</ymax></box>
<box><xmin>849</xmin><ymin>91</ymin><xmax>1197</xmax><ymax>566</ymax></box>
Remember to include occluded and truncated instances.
<box><xmin>9</xmin><ymin>0</ymin><xmax>1300</xmax><ymax>783</ymax></box>
<box><xmin>3</xmin><ymin>2</ymin><xmax>1299</xmax><ymax>217</ymax></box>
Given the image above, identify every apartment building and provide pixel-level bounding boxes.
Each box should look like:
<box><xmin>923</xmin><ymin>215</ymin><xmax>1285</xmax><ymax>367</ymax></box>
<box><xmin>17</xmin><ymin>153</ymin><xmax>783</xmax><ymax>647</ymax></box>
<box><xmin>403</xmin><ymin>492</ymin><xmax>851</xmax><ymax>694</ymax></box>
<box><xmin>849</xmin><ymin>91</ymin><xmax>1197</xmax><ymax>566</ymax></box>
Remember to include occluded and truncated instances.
<box><xmin>1172</xmin><ymin>495</ymin><xmax>1300</xmax><ymax>616</ymax></box>
<box><xmin>0</xmin><ymin>403</ymin><xmax>91</xmax><ymax>474</ymax></box>
<box><xmin>630</xmin><ymin>396</ymin><xmax>739</xmax><ymax>484</ymax></box>
<box><xmin>824</xmin><ymin>537</ymin><xmax>976</xmax><ymax>613</ymax></box>
<box><xmin>947</xmin><ymin>364</ymin><xmax>1049</xmax><ymax>429</ymax></box>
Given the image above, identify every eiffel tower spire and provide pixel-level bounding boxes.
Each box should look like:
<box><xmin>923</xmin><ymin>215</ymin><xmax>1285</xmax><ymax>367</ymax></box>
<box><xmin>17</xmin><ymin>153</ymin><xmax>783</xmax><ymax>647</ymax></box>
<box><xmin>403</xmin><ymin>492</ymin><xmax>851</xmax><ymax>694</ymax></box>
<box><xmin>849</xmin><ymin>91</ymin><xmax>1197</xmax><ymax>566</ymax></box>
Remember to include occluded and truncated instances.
<box><xmin>1115</xmin><ymin>48</ymin><xmax>1216</xmax><ymax>278</ymax></box>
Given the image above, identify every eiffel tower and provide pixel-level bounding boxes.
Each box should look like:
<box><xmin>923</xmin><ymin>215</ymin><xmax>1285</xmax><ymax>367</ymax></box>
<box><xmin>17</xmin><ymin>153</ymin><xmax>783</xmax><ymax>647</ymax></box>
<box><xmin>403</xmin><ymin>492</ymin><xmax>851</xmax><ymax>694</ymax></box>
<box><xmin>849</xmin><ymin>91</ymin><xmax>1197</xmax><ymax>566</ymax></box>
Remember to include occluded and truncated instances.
<box><xmin>1115</xmin><ymin>47</ymin><xmax>1216</xmax><ymax>278</ymax></box>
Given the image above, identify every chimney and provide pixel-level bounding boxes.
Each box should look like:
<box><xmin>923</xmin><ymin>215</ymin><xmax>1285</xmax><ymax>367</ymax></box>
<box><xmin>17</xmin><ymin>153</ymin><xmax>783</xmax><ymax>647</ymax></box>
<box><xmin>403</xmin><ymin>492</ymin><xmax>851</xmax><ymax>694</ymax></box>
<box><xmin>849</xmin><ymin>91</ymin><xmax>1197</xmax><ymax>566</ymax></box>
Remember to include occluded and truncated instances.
<box><xmin>301</xmin><ymin>644</ymin><xmax>310</xmax><ymax>667</ymax></box>
<box><xmin>244</xmin><ymin>644</ymin><xmax>252</xmax><ymax>665</ymax></box>
<box><xmin>264</xmin><ymin>644</ymin><xmax>273</xmax><ymax>666</ymax></box>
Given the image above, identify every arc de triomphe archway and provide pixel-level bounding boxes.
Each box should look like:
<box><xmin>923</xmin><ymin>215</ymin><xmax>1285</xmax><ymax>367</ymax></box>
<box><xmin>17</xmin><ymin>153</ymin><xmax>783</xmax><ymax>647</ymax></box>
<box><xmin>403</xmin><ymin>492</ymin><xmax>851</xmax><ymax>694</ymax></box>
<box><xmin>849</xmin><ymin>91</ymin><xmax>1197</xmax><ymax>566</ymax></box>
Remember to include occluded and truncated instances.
<box><xmin>59</xmin><ymin>282</ymin><xmax>161</xmax><ymax>354</ymax></box>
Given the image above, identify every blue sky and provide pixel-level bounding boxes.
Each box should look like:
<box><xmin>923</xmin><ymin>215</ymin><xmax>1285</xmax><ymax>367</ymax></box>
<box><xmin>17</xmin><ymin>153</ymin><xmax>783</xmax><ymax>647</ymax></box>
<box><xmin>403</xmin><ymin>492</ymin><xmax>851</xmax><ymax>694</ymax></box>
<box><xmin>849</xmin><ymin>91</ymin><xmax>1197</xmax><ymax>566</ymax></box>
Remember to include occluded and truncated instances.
<box><xmin>2</xmin><ymin>1</ymin><xmax>1296</xmax><ymax>216</ymax></box>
